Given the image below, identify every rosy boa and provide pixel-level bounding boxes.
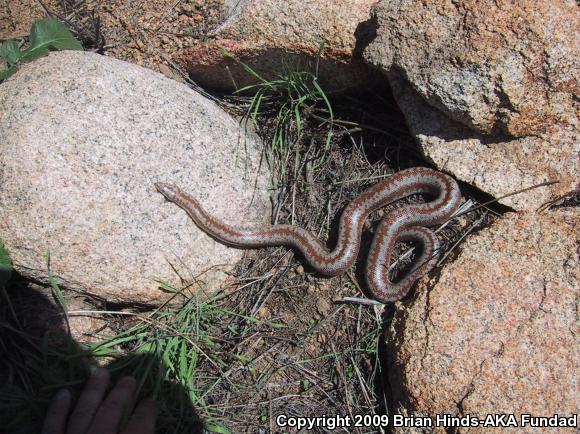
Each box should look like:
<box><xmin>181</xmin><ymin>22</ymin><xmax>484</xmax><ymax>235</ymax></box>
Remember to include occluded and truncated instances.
<box><xmin>156</xmin><ymin>167</ymin><xmax>461</xmax><ymax>302</ymax></box>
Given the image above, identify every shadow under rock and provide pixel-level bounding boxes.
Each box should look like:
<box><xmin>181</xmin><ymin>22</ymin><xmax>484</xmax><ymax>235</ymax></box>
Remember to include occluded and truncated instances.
<box><xmin>353</xmin><ymin>14</ymin><xmax>377</xmax><ymax>58</ymax></box>
<box><xmin>0</xmin><ymin>275</ymin><xmax>203</xmax><ymax>434</ymax></box>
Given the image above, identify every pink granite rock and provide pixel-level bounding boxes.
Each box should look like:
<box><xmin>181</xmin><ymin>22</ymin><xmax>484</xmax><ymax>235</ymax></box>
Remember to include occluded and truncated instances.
<box><xmin>387</xmin><ymin>211</ymin><xmax>579</xmax><ymax>433</ymax></box>
<box><xmin>364</xmin><ymin>0</ymin><xmax>580</xmax><ymax>211</ymax></box>
<box><xmin>389</xmin><ymin>75</ymin><xmax>579</xmax><ymax>211</ymax></box>
<box><xmin>365</xmin><ymin>0</ymin><xmax>579</xmax><ymax>137</ymax></box>
<box><xmin>175</xmin><ymin>0</ymin><xmax>381</xmax><ymax>92</ymax></box>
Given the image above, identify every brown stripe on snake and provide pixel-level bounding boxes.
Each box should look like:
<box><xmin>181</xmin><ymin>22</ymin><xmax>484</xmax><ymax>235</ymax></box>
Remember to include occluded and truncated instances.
<box><xmin>155</xmin><ymin>167</ymin><xmax>462</xmax><ymax>302</ymax></box>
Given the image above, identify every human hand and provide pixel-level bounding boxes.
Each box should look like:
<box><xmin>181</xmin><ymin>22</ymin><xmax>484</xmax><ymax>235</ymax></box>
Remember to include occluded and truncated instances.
<box><xmin>41</xmin><ymin>367</ymin><xmax>157</xmax><ymax>434</ymax></box>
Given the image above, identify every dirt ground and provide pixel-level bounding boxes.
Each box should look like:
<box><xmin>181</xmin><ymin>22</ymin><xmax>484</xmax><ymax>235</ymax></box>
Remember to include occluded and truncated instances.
<box><xmin>1</xmin><ymin>0</ymin><xmax>223</xmax><ymax>77</ymax></box>
<box><xmin>0</xmin><ymin>2</ymin><xmax>488</xmax><ymax>433</ymax></box>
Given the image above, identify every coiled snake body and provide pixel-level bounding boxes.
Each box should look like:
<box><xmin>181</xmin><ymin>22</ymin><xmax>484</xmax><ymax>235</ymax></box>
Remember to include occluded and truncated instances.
<box><xmin>156</xmin><ymin>167</ymin><xmax>461</xmax><ymax>302</ymax></box>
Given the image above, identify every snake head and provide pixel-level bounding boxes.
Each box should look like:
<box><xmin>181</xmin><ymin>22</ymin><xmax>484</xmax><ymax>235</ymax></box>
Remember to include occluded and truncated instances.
<box><xmin>155</xmin><ymin>182</ymin><xmax>180</xmax><ymax>202</ymax></box>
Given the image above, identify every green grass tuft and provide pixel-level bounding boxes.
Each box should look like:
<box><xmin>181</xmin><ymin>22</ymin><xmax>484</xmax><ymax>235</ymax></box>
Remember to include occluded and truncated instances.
<box><xmin>0</xmin><ymin>241</ymin><xmax>12</xmax><ymax>287</ymax></box>
<box><xmin>0</xmin><ymin>269</ymin><xmax>235</xmax><ymax>433</ymax></box>
<box><xmin>225</xmin><ymin>44</ymin><xmax>335</xmax><ymax>186</ymax></box>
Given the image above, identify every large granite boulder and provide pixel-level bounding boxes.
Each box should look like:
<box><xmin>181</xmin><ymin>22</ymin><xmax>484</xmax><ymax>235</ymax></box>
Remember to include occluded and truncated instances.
<box><xmin>175</xmin><ymin>0</ymin><xmax>382</xmax><ymax>92</ymax></box>
<box><xmin>0</xmin><ymin>50</ymin><xmax>270</xmax><ymax>304</ymax></box>
<box><xmin>364</xmin><ymin>0</ymin><xmax>579</xmax><ymax>210</ymax></box>
<box><xmin>365</xmin><ymin>0</ymin><xmax>578</xmax><ymax>137</ymax></box>
<box><xmin>386</xmin><ymin>211</ymin><xmax>579</xmax><ymax>433</ymax></box>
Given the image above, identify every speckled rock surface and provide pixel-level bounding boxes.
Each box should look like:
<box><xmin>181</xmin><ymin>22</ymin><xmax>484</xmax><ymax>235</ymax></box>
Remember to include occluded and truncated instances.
<box><xmin>387</xmin><ymin>211</ymin><xmax>579</xmax><ymax>433</ymax></box>
<box><xmin>364</xmin><ymin>1</ymin><xmax>580</xmax><ymax>210</ymax></box>
<box><xmin>0</xmin><ymin>50</ymin><xmax>270</xmax><ymax>304</ymax></box>
<box><xmin>390</xmin><ymin>76</ymin><xmax>579</xmax><ymax>211</ymax></box>
<box><xmin>175</xmin><ymin>0</ymin><xmax>382</xmax><ymax>92</ymax></box>
<box><xmin>364</xmin><ymin>0</ymin><xmax>579</xmax><ymax>137</ymax></box>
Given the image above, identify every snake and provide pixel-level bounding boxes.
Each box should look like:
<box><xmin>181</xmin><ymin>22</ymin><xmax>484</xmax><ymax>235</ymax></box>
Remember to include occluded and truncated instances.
<box><xmin>155</xmin><ymin>167</ymin><xmax>462</xmax><ymax>302</ymax></box>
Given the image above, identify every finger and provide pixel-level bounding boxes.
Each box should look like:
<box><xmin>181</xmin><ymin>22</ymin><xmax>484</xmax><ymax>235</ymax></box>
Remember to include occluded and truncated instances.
<box><xmin>41</xmin><ymin>389</ymin><xmax>71</xmax><ymax>434</ymax></box>
<box><xmin>121</xmin><ymin>398</ymin><xmax>158</xmax><ymax>434</ymax></box>
<box><xmin>66</xmin><ymin>367</ymin><xmax>110</xmax><ymax>434</ymax></box>
<box><xmin>86</xmin><ymin>376</ymin><xmax>137</xmax><ymax>434</ymax></box>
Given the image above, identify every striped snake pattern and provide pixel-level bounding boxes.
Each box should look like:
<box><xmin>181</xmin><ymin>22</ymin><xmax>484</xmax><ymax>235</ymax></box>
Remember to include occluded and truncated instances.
<box><xmin>156</xmin><ymin>167</ymin><xmax>461</xmax><ymax>302</ymax></box>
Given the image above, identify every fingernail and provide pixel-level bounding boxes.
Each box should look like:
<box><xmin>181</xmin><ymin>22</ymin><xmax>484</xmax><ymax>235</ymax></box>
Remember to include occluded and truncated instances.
<box><xmin>55</xmin><ymin>388</ymin><xmax>70</xmax><ymax>401</ymax></box>
<box><xmin>118</xmin><ymin>376</ymin><xmax>137</xmax><ymax>386</ymax></box>
<box><xmin>91</xmin><ymin>367</ymin><xmax>109</xmax><ymax>379</ymax></box>
<box><xmin>140</xmin><ymin>398</ymin><xmax>158</xmax><ymax>413</ymax></box>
